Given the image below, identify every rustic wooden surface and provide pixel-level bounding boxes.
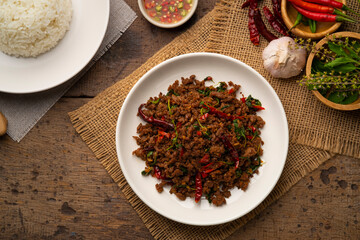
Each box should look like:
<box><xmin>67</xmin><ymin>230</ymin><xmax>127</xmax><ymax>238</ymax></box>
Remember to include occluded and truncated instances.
<box><xmin>0</xmin><ymin>0</ymin><xmax>359</xmax><ymax>239</ymax></box>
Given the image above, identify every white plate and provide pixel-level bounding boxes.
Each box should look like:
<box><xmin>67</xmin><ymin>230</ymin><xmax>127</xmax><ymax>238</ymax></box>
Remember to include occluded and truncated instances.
<box><xmin>116</xmin><ymin>53</ymin><xmax>288</xmax><ymax>226</ymax></box>
<box><xmin>0</xmin><ymin>0</ymin><xmax>110</xmax><ymax>94</ymax></box>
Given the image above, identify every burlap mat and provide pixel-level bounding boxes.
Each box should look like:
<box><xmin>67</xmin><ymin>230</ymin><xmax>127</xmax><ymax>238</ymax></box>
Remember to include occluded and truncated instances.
<box><xmin>69</xmin><ymin>1</ymin><xmax>359</xmax><ymax>239</ymax></box>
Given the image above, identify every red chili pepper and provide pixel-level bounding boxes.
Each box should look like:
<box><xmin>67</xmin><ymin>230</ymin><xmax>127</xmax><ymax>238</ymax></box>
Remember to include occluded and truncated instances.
<box><xmin>263</xmin><ymin>6</ymin><xmax>289</xmax><ymax>36</ymax></box>
<box><xmin>248</xmin><ymin>0</ymin><xmax>260</xmax><ymax>46</ymax></box>
<box><xmin>203</xmin><ymin>103</ymin><xmax>244</xmax><ymax>121</ymax></box>
<box><xmin>302</xmin><ymin>0</ymin><xmax>359</xmax><ymax>16</ymax></box>
<box><xmin>177</xmin><ymin>122</ymin><xmax>182</xmax><ymax>128</ymax></box>
<box><xmin>271</xmin><ymin>0</ymin><xmax>286</xmax><ymax>26</ymax></box>
<box><xmin>204</xmin><ymin>76</ymin><xmax>213</xmax><ymax>81</ymax></box>
<box><xmin>196</xmin><ymin>131</ymin><xmax>202</xmax><ymax>136</ymax></box>
<box><xmin>195</xmin><ymin>172</ymin><xmax>202</xmax><ymax>203</ymax></box>
<box><xmin>241</xmin><ymin>97</ymin><xmax>246</xmax><ymax>103</ymax></box>
<box><xmin>154</xmin><ymin>166</ymin><xmax>165</xmax><ymax>180</ymax></box>
<box><xmin>253</xmin><ymin>105</ymin><xmax>265</xmax><ymax>110</ymax></box>
<box><xmin>201</xmin><ymin>172</ymin><xmax>208</xmax><ymax>178</ymax></box>
<box><xmin>138</xmin><ymin>104</ymin><xmax>174</xmax><ymax>130</ymax></box>
<box><xmin>200</xmin><ymin>154</ymin><xmax>210</xmax><ymax>164</ymax></box>
<box><xmin>292</xmin><ymin>4</ymin><xmax>355</xmax><ymax>22</ymax></box>
<box><xmin>200</xmin><ymin>113</ymin><xmax>209</xmax><ymax>120</ymax></box>
<box><xmin>202</xmin><ymin>162</ymin><xmax>214</xmax><ymax>170</ymax></box>
<box><xmin>219</xmin><ymin>135</ymin><xmax>240</xmax><ymax>169</ymax></box>
<box><xmin>228</xmin><ymin>88</ymin><xmax>235</xmax><ymax>94</ymax></box>
<box><xmin>288</xmin><ymin>0</ymin><xmax>354</xmax><ymax>19</ymax></box>
<box><xmin>253</xmin><ymin>5</ymin><xmax>278</xmax><ymax>42</ymax></box>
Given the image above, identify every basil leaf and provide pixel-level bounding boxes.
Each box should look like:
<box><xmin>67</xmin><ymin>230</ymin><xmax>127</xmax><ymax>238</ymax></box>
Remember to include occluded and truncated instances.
<box><xmin>341</xmin><ymin>91</ymin><xmax>359</xmax><ymax>105</ymax></box>
<box><xmin>311</xmin><ymin>58</ymin><xmax>329</xmax><ymax>73</ymax></box>
<box><xmin>327</xmin><ymin>92</ymin><xmax>346</xmax><ymax>104</ymax></box>
<box><xmin>324</xmin><ymin>57</ymin><xmax>355</xmax><ymax>68</ymax></box>
<box><xmin>327</xmin><ymin>42</ymin><xmax>348</xmax><ymax>57</ymax></box>
<box><xmin>333</xmin><ymin>63</ymin><xmax>357</xmax><ymax>73</ymax></box>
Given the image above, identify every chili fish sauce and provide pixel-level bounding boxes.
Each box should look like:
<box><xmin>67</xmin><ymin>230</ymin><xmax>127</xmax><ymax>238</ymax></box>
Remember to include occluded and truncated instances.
<box><xmin>144</xmin><ymin>0</ymin><xmax>193</xmax><ymax>24</ymax></box>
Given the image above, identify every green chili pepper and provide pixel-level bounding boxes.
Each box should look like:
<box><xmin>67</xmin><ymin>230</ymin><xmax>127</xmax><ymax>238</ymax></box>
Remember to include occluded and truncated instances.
<box><xmin>308</xmin><ymin>19</ymin><xmax>316</xmax><ymax>33</ymax></box>
<box><xmin>178</xmin><ymin>2</ymin><xmax>184</xmax><ymax>8</ymax></box>
<box><xmin>289</xmin><ymin>13</ymin><xmax>302</xmax><ymax>31</ymax></box>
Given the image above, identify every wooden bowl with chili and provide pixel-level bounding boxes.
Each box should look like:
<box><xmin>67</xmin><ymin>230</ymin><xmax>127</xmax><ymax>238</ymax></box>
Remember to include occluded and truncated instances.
<box><xmin>281</xmin><ymin>0</ymin><xmax>345</xmax><ymax>39</ymax></box>
<box><xmin>138</xmin><ymin>0</ymin><xmax>198</xmax><ymax>28</ymax></box>
<box><xmin>306</xmin><ymin>31</ymin><xmax>360</xmax><ymax>111</ymax></box>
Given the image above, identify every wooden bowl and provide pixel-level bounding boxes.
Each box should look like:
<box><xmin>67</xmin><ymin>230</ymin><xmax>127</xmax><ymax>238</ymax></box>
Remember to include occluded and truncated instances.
<box><xmin>306</xmin><ymin>31</ymin><xmax>360</xmax><ymax>111</ymax></box>
<box><xmin>281</xmin><ymin>0</ymin><xmax>345</xmax><ymax>39</ymax></box>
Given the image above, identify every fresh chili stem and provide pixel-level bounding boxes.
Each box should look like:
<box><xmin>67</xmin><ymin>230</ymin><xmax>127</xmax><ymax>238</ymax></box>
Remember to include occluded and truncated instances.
<box><xmin>263</xmin><ymin>6</ymin><xmax>289</xmax><ymax>36</ymax></box>
<box><xmin>253</xmin><ymin>4</ymin><xmax>278</xmax><ymax>42</ymax></box>
<box><xmin>308</xmin><ymin>19</ymin><xmax>317</xmax><ymax>33</ymax></box>
<box><xmin>219</xmin><ymin>135</ymin><xmax>240</xmax><ymax>169</ymax></box>
<box><xmin>288</xmin><ymin>0</ymin><xmax>356</xmax><ymax>21</ymax></box>
<box><xmin>289</xmin><ymin>12</ymin><xmax>303</xmax><ymax>32</ymax></box>
<box><xmin>292</xmin><ymin>4</ymin><xmax>356</xmax><ymax>22</ymax></box>
<box><xmin>138</xmin><ymin>104</ymin><xmax>174</xmax><ymax>130</ymax></box>
<box><xmin>195</xmin><ymin>172</ymin><xmax>202</xmax><ymax>203</ymax></box>
<box><xmin>302</xmin><ymin>0</ymin><xmax>360</xmax><ymax>17</ymax></box>
<box><xmin>249</xmin><ymin>0</ymin><xmax>260</xmax><ymax>46</ymax></box>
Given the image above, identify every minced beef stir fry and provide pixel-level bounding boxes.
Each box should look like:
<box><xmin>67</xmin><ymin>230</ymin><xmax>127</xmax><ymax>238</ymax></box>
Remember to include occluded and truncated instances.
<box><xmin>133</xmin><ymin>75</ymin><xmax>265</xmax><ymax>206</ymax></box>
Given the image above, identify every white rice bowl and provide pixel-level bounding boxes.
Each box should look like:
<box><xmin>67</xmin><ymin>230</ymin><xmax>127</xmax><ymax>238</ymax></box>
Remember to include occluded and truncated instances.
<box><xmin>0</xmin><ymin>0</ymin><xmax>72</xmax><ymax>58</ymax></box>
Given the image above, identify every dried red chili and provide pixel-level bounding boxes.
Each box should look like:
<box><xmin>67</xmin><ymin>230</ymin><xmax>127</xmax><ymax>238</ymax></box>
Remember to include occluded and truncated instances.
<box><xmin>253</xmin><ymin>6</ymin><xmax>277</xmax><ymax>42</ymax></box>
<box><xmin>203</xmin><ymin>103</ymin><xmax>244</xmax><ymax>121</ymax></box>
<box><xmin>219</xmin><ymin>135</ymin><xmax>240</xmax><ymax>169</ymax></box>
<box><xmin>138</xmin><ymin>104</ymin><xmax>174</xmax><ymax>130</ymax></box>
<box><xmin>263</xmin><ymin>6</ymin><xmax>289</xmax><ymax>36</ymax></box>
<box><xmin>271</xmin><ymin>0</ymin><xmax>286</xmax><ymax>26</ymax></box>
<box><xmin>248</xmin><ymin>0</ymin><xmax>260</xmax><ymax>46</ymax></box>
<box><xmin>195</xmin><ymin>172</ymin><xmax>202</xmax><ymax>203</ymax></box>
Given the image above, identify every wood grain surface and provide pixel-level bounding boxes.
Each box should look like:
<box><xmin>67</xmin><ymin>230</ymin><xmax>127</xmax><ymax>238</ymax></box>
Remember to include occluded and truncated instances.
<box><xmin>0</xmin><ymin>0</ymin><xmax>359</xmax><ymax>239</ymax></box>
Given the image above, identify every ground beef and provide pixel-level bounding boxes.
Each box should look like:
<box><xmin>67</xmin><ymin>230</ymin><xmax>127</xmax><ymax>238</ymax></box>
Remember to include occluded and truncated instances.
<box><xmin>133</xmin><ymin>75</ymin><xmax>265</xmax><ymax>206</ymax></box>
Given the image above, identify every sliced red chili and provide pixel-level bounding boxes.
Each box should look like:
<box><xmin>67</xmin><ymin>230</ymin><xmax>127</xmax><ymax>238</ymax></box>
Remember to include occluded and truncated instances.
<box><xmin>195</xmin><ymin>172</ymin><xmax>202</xmax><ymax>203</ymax></box>
<box><xmin>180</xmin><ymin>147</ymin><xmax>185</xmax><ymax>158</ymax></box>
<box><xmin>246</xmin><ymin>135</ymin><xmax>253</xmax><ymax>140</ymax></box>
<box><xmin>241</xmin><ymin>97</ymin><xmax>246</xmax><ymax>103</ymax></box>
<box><xmin>250</xmin><ymin>126</ymin><xmax>256</xmax><ymax>133</ymax></box>
<box><xmin>200</xmin><ymin>113</ymin><xmax>209</xmax><ymax>120</ymax></box>
<box><xmin>219</xmin><ymin>135</ymin><xmax>240</xmax><ymax>169</ymax></box>
<box><xmin>199</xmin><ymin>154</ymin><xmax>210</xmax><ymax>164</ymax></box>
<box><xmin>196</xmin><ymin>131</ymin><xmax>202</xmax><ymax>136</ymax></box>
<box><xmin>154</xmin><ymin>166</ymin><xmax>165</xmax><ymax>180</ymax></box>
<box><xmin>228</xmin><ymin>88</ymin><xmax>235</xmax><ymax>94</ymax></box>
<box><xmin>252</xmin><ymin>105</ymin><xmax>265</xmax><ymax>110</ymax></box>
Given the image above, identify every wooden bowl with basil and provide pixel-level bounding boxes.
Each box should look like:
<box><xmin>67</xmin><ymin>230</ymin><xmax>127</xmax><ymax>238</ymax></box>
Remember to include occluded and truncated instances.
<box><xmin>305</xmin><ymin>31</ymin><xmax>360</xmax><ymax>111</ymax></box>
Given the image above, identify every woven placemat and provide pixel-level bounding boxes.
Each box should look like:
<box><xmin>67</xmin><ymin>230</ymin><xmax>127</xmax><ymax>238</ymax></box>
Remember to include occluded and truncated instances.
<box><xmin>207</xmin><ymin>0</ymin><xmax>360</xmax><ymax>159</ymax></box>
<box><xmin>69</xmin><ymin>1</ymin><xmax>359</xmax><ymax>239</ymax></box>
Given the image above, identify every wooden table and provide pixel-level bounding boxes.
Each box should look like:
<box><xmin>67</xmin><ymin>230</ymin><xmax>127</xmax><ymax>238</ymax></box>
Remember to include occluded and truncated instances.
<box><xmin>1</xmin><ymin>1</ymin><xmax>359</xmax><ymax>239</ymax></box>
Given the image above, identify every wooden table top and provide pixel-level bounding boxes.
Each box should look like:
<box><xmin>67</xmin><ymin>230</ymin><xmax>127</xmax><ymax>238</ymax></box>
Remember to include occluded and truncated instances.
<box><xmin>0</xmin><ymin>1</ymin><xmax>359</xmax><ymax>239</ymax></box>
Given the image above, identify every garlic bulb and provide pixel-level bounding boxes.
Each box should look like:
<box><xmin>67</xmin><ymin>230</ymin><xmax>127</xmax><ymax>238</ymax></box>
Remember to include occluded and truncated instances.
<box><xmin>262</xmin><ymin>37</ymin><xmax>306</xmax><ymax>79</ymax></box>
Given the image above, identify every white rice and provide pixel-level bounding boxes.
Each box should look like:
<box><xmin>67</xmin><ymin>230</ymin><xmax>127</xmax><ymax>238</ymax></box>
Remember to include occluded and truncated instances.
<box><xmin>0</xmin><ymin>0</ymin><xmax>72</xmax><ymax>58</ymax></box>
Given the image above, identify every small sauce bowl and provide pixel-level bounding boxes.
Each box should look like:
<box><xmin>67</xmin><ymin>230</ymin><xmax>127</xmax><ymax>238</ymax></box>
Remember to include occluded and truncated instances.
<box><xmin>138</xmin><ymin>0</ymin><xmax>198</xmax><ymax>28</ymax></box>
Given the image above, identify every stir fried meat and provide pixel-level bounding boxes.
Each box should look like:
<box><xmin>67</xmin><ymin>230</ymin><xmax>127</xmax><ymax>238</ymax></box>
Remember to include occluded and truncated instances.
<box><xmin>133</xmin><ymin>75</ymin><xmax>265</xmax><ymax>206</ymax></box>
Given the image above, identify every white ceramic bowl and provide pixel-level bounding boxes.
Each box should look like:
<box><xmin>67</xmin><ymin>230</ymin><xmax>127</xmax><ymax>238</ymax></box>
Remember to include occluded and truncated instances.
<box><xmin>116</xmin><ymin>53</ymin><xmax>289</xmax><ymax>226</ymax></box>
<box><xmin>138</xmin><ymin>0</ymin><xmax>198</xmax><ymax>28</ymax></box>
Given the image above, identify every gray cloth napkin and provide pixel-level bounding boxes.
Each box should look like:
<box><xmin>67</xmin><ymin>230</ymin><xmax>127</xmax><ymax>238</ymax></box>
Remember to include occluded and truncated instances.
<box><xmin>0</xmin><ymin>0</ymin><xmax>137</xmax><ymax>142</ymax></box>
